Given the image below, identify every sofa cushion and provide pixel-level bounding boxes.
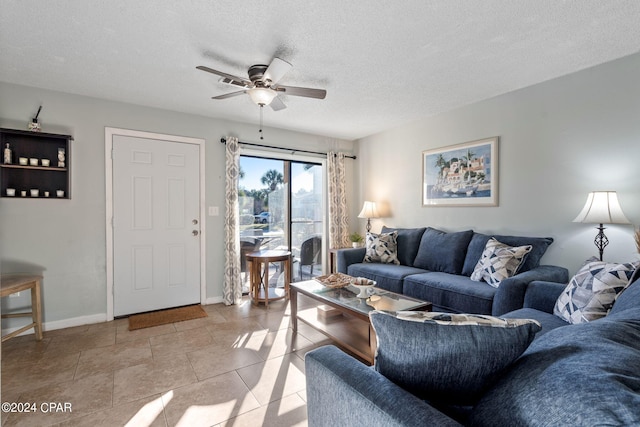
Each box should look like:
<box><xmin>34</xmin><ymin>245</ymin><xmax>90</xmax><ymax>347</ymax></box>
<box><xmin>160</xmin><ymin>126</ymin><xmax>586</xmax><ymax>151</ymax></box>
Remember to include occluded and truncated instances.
<box><xmin>470</xmin><ymin>307</ymin><xmax>640</xmax><ymax>427</ymax></box>
<box><xmin>462</xmin><ymin>233</ymin><xmax>553</xmax><ymax>276</ymax></box>
<box><xmin>553</xmin><ymin>258</ymin><xmax>639</xmax><ymax>324</ymax></box>
<box><xmin>370</xmin><ymin>310</ymin><xmax>541</xmax><ymax>406</ymax></box>
<box><xmin>413</xmin><ymin>228</ymin><xmax>473</xmax><ymax>274</ymax></box>
<box><xmin>501</xmin><ymin>308</ymin><xmax>568</xmax><ymax>337</ymax></box>
<box><xmin>381</xmin><ymin>226</ymin><xmax>426</xmax><ymax>266</ymax></box>
<box><xmin>470</xmin><ymin>238</ymin><xmax>532</xmax><ymax>287</ymax></box>
<box><xmin>348</xmin><ymin>263</ymin><xmax>426</xmax><ymax>294</ymax></box>
<box><xmin>363</xmin><ymin>231</ymin><xmax>400</xmax><ymax>265</ymax></box>
<box><xmin>403</xmin><ymin>272</ymin><xmax>496</xmax><ymax>314</ymax></box>
<box><xmin>610</xmin><ymin>270</ymin><xmax>640</xmax><ymax>315</ymax></box>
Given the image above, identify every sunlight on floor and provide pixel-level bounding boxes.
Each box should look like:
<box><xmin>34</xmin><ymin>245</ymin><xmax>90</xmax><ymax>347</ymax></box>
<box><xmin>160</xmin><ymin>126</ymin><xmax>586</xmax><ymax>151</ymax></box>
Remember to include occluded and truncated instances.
<box><xmin>125</xmin><ymin>390</ymin><xmax>173</xmax><ymax>426</ymax></box>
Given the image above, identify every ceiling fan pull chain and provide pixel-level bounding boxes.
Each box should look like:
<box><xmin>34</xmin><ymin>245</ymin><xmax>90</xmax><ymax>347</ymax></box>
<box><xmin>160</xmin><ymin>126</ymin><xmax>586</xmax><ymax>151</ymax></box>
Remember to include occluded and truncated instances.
<box><xmin>259</xmin><ymin>104</ymin><xmax>264</xmax><ymax>140</ymax></box>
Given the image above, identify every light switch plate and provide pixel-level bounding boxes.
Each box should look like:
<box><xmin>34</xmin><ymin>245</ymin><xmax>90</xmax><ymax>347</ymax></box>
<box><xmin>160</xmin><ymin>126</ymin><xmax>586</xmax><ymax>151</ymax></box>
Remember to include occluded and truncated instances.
<box><xmin>208</xmin><ymin>206</ymin><xmax>219</xmax><ymax>216</ymax></box>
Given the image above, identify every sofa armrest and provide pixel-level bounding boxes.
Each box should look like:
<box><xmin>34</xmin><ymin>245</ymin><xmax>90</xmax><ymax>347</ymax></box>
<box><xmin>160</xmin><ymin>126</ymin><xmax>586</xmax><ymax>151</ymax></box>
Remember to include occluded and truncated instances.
<box><xmin>491</xmin><ymin>265</ymin><xmax>569</xmax><ymax>316</ymax></box>
<box><xmin>305</xmin><ymin>346</ymin><xmax>463</xmax><ymax>427</ymax></box>
<box><xmin>522</xmin><ymin>280</ymin><xmax>568</xmax><ymax>313</ymax></box>
<box><xmin>336</xmin><ymin>248</ymin><xmax>366</xmax><ymax>274</ymax></box>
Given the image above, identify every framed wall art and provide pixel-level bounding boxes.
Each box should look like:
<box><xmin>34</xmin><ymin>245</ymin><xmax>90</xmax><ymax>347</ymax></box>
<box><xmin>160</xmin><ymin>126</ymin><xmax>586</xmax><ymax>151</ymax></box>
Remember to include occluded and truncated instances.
<box><xmin>422</xmin><ymin>136</ymin><xmax>499</xmax><ymax>207</ymax></box>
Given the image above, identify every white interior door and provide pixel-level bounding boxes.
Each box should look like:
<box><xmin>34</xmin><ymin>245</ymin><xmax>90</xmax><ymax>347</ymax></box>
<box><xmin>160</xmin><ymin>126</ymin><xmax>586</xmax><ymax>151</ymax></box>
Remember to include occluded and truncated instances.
<box><xmin>112</xmin><ymin>135</ymin><xmax>200</xmax><ymax>316</ymax></box>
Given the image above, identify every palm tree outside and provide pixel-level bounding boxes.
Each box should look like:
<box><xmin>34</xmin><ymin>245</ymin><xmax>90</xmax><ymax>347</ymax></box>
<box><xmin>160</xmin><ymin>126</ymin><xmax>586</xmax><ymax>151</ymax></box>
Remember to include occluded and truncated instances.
<box><xmin>261</xmin><ymin>169</ymin><xmax>284</xmax><ymax>192</ymax></box>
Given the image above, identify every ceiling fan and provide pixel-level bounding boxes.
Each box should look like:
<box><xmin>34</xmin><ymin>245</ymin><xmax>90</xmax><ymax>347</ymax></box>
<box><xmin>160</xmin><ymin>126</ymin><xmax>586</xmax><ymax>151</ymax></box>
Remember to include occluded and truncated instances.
<box><xmin>196</xmin><ymin>57</ymin><xmax>326</xmax><ymax>111</ymax></box>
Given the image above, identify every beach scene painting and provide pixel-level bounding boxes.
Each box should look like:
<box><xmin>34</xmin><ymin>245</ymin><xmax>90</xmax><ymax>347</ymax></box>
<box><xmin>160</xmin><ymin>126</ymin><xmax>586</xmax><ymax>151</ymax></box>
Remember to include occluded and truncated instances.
<box><xmin>422</xmin><ymin>137</ymin><xmax>499</xmax><ymax>206</ymax></box>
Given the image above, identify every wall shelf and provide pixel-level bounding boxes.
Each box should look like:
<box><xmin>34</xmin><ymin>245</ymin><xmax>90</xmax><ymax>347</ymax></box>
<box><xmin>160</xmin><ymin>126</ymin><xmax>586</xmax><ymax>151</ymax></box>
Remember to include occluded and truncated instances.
<box><xmin>1</xmin><ymin>128</ymin><xmax>72</xmax><ymax>199</ymax></box>
<box><xmin>1</xmin><ymin>164</ymin><xmax>68</xmax><ymax>172</ymax></box>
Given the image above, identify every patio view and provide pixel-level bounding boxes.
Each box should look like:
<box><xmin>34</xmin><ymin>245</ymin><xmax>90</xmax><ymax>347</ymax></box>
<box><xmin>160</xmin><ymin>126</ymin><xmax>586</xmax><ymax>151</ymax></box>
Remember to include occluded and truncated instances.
<box><xmin>239</xmin><ymin>156</ymin><xmax>324</xmax><ymax>291</ymax></box>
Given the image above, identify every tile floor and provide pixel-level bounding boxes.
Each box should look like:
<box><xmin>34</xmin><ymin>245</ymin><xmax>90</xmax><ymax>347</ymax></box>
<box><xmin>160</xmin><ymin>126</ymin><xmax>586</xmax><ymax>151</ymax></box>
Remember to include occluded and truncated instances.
<box><xmin>1</xmin><ymin>296</ymin><xmax>332</xmax><ymax>427</ymax></box>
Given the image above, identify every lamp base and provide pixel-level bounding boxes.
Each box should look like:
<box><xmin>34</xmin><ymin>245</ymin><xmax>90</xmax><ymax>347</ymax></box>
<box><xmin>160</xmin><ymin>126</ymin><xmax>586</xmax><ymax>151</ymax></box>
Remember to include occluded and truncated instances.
<box><xmin>594</xmin><ymin>223</ymin><xmax>608</xmax><ymax>262</ymax></box>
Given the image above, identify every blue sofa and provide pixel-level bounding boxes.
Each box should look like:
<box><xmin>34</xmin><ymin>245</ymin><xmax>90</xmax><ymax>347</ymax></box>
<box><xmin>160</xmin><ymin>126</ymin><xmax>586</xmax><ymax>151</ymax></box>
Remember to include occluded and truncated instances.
<box><xmin>306</xmin><ymin>270</ymin><xmax>640</xmax><ymax>426</ymax></box>
<box><xmin>338</xmin><ymin>227</ymin><xmax>568</xmax><ymax>316</ymax></box>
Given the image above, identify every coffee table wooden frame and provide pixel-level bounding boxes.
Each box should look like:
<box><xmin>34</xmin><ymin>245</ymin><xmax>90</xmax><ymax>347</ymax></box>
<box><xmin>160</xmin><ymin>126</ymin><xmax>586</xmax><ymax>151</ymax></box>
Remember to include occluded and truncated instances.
<box><xmin>291</xmin><ymin>280</ymin><xmax>431</xmax><ymax>364</ymax></box>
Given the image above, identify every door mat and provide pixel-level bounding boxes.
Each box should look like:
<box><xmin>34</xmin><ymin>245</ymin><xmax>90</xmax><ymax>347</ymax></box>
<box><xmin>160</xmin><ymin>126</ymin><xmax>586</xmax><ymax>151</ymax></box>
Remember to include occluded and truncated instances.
<box><xmin>128</xmin><ymin>305</ymin><xmax>208</xmax><ymax>331</ymax></box>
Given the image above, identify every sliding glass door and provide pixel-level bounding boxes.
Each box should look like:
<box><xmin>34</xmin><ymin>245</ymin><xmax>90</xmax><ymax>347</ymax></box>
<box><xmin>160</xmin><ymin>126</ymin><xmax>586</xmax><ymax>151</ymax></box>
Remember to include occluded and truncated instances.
<box><xmin>238</xmin><ymin>154</ymin><xmax>324</xmax><ymax>284</ymax></box>
<box><xmin>291</xmin><ymin>162</ymin><xmax>323</xmax><ymax>281</ymax></box>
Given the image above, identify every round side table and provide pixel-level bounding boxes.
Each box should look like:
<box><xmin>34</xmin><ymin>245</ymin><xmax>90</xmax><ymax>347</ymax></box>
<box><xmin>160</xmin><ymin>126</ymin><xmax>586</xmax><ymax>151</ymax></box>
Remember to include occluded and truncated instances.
<box><xmin>246</xmin><ymin>249</ymin><xmax>292</xmax><ymax>307</ymax></box>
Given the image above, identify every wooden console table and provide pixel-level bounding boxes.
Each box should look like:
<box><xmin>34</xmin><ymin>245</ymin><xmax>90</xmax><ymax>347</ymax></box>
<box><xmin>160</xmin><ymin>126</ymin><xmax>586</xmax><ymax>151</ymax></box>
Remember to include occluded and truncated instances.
<box><xmin>328</xmin><ymin>247</ymin><xmax>350</xmax><ymax>274</ymax></box>
<box><xmin>1</xmin><ymin>274</ymin><xmax>43</xmax><ymax>342</ymax></box>
<box><xmin>246</xmin><ymin>250</ymin><xmax>291</xmax><ymax>307</ymax></box>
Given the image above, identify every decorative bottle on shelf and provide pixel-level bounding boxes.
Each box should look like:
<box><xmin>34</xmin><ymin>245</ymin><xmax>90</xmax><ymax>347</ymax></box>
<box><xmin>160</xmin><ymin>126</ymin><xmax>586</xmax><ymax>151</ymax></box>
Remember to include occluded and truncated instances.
<box><xmin>58</xmin><ymin>148</ymin><xmax>65</xmax><ymax>168</ymax></box>
<box><xmin>3</xmin><ymin>143</ymin><xmax>12</xmax><ymax>164</ymax></box>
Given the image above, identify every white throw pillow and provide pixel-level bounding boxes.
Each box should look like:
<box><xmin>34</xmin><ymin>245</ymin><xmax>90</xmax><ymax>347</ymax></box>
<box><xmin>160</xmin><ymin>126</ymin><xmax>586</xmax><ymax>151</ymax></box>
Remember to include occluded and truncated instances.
<box><xmin>363</xmin><ymin>231</ymin><xmax>400</xmax><ymax>265</ymax></box>
<box><xmin>554</xmin><ymin>258</ymin><xmax>640</xmax><ymax>324</ymax></box>
<box><xmin>470</xmin><ymin>238</ymin><xmax>532</xmax><ymax>287</ymax></box>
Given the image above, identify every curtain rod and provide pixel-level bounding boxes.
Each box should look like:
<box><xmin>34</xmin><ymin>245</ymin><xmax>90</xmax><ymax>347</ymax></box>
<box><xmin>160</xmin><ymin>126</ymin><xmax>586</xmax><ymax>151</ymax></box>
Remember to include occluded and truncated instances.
<box><xmin>220</xmin><ymin>138</ymin><xmax>356</xmax><ymax>160</ymax></box>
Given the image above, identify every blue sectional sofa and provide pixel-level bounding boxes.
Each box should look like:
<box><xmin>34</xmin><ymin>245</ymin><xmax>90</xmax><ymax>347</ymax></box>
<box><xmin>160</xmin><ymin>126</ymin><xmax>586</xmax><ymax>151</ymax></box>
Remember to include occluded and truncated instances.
<box><xmin>338</xmin><ymin>226</ymin><xmax>568</xmax><ymax>316</ymax></box>
<box><xmin>306</xmin><ymin>270</ymin><xmax>640</xmax><ymax>426</ymax></box>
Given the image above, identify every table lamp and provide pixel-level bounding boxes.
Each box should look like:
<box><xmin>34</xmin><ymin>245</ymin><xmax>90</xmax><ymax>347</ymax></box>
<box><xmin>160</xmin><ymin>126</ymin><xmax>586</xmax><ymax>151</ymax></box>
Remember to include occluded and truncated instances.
<box><xmin>358</xmin><ymin>201</ymin><xmax>379</xmax><ymax>233</ymax></box>
<box><xmin>573</xmin><ymin>191</ymin><xmax>631</xmax><ymax>261</ymax></box>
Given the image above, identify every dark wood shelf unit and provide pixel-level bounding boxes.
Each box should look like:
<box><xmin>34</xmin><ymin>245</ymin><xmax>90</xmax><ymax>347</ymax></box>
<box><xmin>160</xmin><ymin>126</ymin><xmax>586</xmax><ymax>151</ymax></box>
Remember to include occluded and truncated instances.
<box><xmin>1</xmin><ymin>128</ymin><xmax>72</xmax><ymax>199</ymax></box>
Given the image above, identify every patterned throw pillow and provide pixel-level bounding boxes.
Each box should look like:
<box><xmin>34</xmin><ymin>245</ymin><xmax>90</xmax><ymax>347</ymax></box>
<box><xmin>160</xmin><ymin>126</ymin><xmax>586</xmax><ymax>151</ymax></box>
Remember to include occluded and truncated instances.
<box><xmin>553</xmin><ymin>258</ymin><xmax>640</xmax><ymax>324</ymax></box>
<box><xmin>363</xmin><ymin>231</ymin><xmax>400</xmax><ymax>265</ymax></box>
<box><xmin>370</xmin><ymin>310</ymin><xmax>541</xmax><ymax>405</ymax></box>
<box><xmin>470</xmin><ymin>238</ymin><xmax>532</xmax><ymax>287</ymax></box>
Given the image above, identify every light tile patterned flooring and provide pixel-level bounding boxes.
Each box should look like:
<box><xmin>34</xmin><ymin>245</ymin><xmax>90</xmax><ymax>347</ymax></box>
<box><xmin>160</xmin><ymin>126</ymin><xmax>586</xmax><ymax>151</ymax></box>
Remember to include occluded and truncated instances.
<box><xmin>1</xmin><ymin>296</ymin><xmax>332</xmax><ymax>427</ymax></box>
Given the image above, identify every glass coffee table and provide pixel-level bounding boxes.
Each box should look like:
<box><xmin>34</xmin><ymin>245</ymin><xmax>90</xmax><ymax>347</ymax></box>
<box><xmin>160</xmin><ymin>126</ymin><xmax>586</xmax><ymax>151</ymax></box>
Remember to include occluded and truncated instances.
<box><xmin>290</xmin><ymin>279</ymin><xmax>431</xmax><ymax>364</ymax></box>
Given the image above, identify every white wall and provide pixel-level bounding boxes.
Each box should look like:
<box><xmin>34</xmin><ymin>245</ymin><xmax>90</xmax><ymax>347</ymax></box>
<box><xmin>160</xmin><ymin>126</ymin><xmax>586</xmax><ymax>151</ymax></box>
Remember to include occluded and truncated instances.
<box><xmin>0</xmin><ymin>82</ymin><xmax>354</xmax><ymax>331</ymax></box>
<box><xmin>355</xmin><ymin>53</ymin><xmax>640</xmax><ymax>275</ymax></box>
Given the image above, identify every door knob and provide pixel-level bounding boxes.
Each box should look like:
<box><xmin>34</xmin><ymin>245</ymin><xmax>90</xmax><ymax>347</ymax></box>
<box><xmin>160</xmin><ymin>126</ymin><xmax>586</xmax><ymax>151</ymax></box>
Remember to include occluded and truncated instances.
<box><xmin>192</xmin><ymin>230</ymin><xmax>199</xmax><ymax>236</ymax></box>
<box><xmin>192</xmin><ymin>219</ymin><xmax>198</xmax><ymax>225</ymax></box>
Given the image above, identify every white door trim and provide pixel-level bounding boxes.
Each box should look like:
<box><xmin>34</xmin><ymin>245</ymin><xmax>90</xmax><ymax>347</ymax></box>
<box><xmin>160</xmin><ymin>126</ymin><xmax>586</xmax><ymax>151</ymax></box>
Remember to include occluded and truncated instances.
<box><xmin>105</xmin><ymin>127</ymin><xmax>206</xmax><ymax>321</ymax></box>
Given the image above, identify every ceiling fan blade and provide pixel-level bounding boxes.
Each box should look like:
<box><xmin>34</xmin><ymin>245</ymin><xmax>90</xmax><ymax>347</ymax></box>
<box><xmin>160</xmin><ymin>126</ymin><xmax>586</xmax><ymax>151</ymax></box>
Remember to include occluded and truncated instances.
<box><xmin>270</xmin><ymin>96</ymin><xmax>287</xmax><ymax>111</ymax></box>
<box><xmin>196</xmin><ymin>66</ymin><xmax>251</xmax><ymax>87</ymax></box>
<box><xmin>263</xmin><ymin>58</ymin><xmax>292</xmax><ymax>84</ymax></box>
<box><xmin>218</xmin><ymin>76</ymin><xmax>252</xmax><ymax>89</ymax></box>
<box><xmin>275</xmin><ymin>85</ymin><xmax>326</xmax><ymax>99</ymax></box>
<box><xmin>211</xmin><ymin>90</ymin><xmax>247</xmax><ymax>100</ymax></box>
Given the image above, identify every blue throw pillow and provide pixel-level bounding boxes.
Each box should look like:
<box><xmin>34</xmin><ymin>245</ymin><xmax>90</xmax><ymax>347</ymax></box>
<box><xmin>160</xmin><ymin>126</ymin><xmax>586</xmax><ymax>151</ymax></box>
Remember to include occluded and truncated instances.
<box><xmin>370</xmin><ymin>311</ymin><xmax>541</xmax><ymax>405</ymax></box>
<box><xmin>462</xmin><ymin>233</ymin><xmax>553</xmax><ymax>276</ymax></box>
<box><xmin>381</xmin><ymin>226</ymin><xmax>426</xmax><ymax>266</ymax></box>
<box><xmin>413</xmin><ymin>228</ymin><xmax>473</xmax><ymax>274</ymax></box>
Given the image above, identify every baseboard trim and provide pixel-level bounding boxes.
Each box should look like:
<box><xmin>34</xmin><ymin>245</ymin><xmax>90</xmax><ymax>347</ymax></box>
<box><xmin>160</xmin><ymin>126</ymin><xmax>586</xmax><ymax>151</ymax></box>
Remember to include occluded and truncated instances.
<box><xmin>1</xmin><ymin>313</ymin><xmax>108</xmax><ymax>338</ymax></box>
<box><xmin>3</xmin><ymin>298</ymin><xmax>226</xmax><ymax>338</ymax></box>
<box><xmin>204</xmin><ymin>296</ymin><xmax>224</xmax><ymax>305</ymax></box>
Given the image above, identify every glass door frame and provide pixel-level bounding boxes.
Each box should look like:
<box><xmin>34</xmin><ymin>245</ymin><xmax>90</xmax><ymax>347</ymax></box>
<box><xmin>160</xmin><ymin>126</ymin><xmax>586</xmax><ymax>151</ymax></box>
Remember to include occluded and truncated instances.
<box><xmin>239</xmin><ymin>147</ymin><xmax>328</xmax><ymax>278</ymax></box>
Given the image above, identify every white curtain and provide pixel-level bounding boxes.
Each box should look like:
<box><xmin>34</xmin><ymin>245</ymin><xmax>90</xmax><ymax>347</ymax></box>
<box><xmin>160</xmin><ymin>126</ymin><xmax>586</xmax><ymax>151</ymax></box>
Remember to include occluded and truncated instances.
<box><xmin>223</xmin><ymin>136</ymin><xmax>243</xmax><ymax>305</ymax></box>
<box><xmin>328</xmin><ymin>151</ymin><xmax>350</xmax><ymax>249</ymax></box>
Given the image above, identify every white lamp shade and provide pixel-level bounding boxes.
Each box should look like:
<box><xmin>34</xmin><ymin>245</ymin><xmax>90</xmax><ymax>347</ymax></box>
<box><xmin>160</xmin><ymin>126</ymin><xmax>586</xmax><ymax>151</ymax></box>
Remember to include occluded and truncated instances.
<box><xmin>358</xmin><ymin>201</ymin><xmax>379</xmax><ymax>219</ymax></box>
<box><xmin>573</xmin><ymin>191</ymin><xmax>631</xmax><ymax>224</ymax></box>
<box><xmin>248</xmin><ymin>87</ymin><xmax>277</xmax><ymax>105</ymax></box>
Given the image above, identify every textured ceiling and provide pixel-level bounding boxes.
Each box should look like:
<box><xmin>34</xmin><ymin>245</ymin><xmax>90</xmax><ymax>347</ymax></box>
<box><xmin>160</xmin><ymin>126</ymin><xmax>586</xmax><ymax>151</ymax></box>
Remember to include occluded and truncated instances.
<box><xmin>1</xmin><ymin>1</ymin><xmax>640</xmax><ymax>140</ymax></box>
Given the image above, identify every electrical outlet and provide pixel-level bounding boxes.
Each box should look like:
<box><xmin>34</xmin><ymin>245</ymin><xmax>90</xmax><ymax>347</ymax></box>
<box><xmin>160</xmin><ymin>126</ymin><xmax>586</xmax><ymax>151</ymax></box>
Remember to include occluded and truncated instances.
<box><xmin>208</xmin><ymin>206</ymin><xmax>219</xmax><ymax>216</ymax></box>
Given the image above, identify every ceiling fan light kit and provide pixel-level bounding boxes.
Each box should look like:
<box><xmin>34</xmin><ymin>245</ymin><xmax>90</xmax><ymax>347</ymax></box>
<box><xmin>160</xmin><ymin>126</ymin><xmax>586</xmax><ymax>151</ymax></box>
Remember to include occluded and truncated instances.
<box><xmin>197</xmin><ymin>57</ymin><xmax>327</xmax><ymax>111</ymax></box>
<box><xmin>248</xmin><ymin>87</ymin><xmax>277</xmax><ymax>106</ymax></box>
